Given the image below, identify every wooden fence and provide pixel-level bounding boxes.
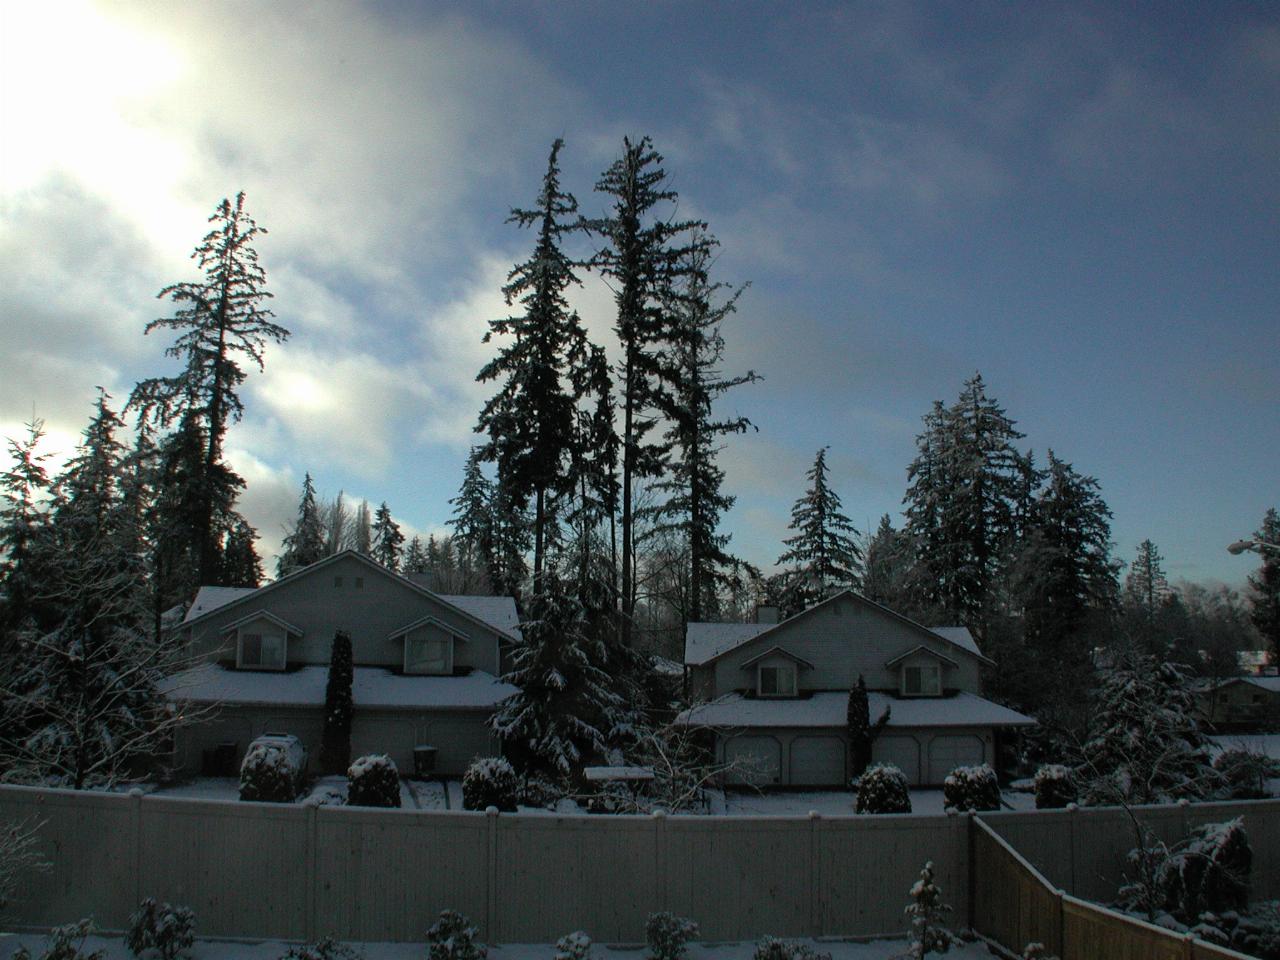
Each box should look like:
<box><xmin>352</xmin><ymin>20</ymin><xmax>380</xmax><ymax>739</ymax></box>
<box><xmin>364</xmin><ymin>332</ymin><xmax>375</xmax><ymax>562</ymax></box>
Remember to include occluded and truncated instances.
<box><xmin>971</xmin><ymin>817</ymin><xmax>1255</xmax><ymax>960</ymax></box>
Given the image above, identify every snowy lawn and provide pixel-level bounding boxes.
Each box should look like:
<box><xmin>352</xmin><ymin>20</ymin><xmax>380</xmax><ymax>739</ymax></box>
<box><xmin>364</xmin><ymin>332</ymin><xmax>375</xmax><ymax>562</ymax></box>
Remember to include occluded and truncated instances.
<box><xmin>0</xmin><ymin>932</ymin><xmax>998</xmax><ymax>960</ymax></box>
<box><xmin>151</xmin><ymin>777</ymin><xmax>451</xmax><ymax>809</ymax></box>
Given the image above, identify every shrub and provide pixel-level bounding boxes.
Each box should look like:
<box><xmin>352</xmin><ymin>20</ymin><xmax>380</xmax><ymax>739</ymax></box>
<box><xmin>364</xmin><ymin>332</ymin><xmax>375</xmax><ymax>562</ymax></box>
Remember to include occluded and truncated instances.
<box><xmin>904</xmin><ymin>861</ymin><xmax>959</xmax><ymax>959</ymax></box>
<box><xmin>1119</xmin><ymin>818</ymin><xmax>1252</xmax><ymax>925</ymax></box>
<box><xmin>427</xmin><ymin>910</ymin><xmax>487</xmax><ymax>960</ymax></box>
<box><xmin>346</xmin><ymin>754</ymin><xmax>401</xmax><ymax>808</ymax></box>
<box><xmin>125</xmin><ymin>898</ymin><xmax>195</xmax><ymax>959</ymax></box>
<box><xmin>10</xmin><ymin>919</ymin><xmax>106</xmax><ymax>960</ymax></box>
<box><xmin>752</xmin><ymin>936</ymin><xmax>831</xmax><ymax>960</ymax></box>
<box><xmin>553</xmin><ymin>931</ymin><xmax>593</xmax><ymax>960</ymax></box>
<box><xmin>1213</xmin><ymin>749</ymin><xmax>1280</xmax><ymax>800</ymax></box>
<box><xmin>854</xmin><ymin>763</ymin><xmax>911</xmax><ymax>814</ymax></box>
<box><xmin>279</xmin><ymin>937</ymin><xmax>365</xmax><ymax>960</ymax></box>
<box><xmin>943</xmin><ymin>763</ymin><xmax>1000</xmax><ymax>812</ymax></box>
<box><xmin>462</xmin><ymin>757</ymin><xmax>518</xmax><ymax>812</ymax></box>
<box><xmin>1033</xmin><ymin>764</ymin><xmax>1077</xmax><ymax>809</ymax></box>
<box><xmin>1194</xmin><ymin>904</ymin><xmax>1280</xmax><ymax>959</ymax></box>
<box><xmin>646</xmin><ymin>911</ymin><xmax>698</xmax><ymax>960</ymax></box>
<box><xmin>1020</xmin><ymin>945</ymin><xmax>1058</xmax><ymax>960</ymax></box>
<box><xmin>319</xmin><ymin>631</ymin><xmax>354</xmax><ymax>775</ymax></box>
<box><xmin>239</xmin><ymin>744</ymin><xmax>299</xmax><ymax>803</ymax></box>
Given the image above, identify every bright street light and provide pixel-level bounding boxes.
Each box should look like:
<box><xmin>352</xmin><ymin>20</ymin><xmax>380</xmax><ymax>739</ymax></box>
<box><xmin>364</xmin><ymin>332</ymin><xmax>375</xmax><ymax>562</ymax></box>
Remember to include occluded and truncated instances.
<box><xmin>1228</xmin><ymin>539</ymin><xmax>1280</xmax><ymax>556</ymax></box>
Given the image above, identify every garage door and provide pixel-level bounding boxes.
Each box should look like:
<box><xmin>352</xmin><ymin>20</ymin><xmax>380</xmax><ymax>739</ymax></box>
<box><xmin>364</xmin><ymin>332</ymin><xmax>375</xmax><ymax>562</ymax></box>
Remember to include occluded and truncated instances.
<box><xmin>926</xmin><ymin>735</ymin><xmax>985</xmax><ymax>785</ymax></box>
<box><xmin>872</xmin><ymin>735</ymin><xmax>921</xmax><ymax>785</ymax></box>
<box><xmin>790</xmin><ymin>736</ymin><xmax>847</xmax><ymax>786</ymax></box>
<box><xmin>723</xmin><ymin>736</ymin><xmax>782</xmax><ymax>785</ymax></box>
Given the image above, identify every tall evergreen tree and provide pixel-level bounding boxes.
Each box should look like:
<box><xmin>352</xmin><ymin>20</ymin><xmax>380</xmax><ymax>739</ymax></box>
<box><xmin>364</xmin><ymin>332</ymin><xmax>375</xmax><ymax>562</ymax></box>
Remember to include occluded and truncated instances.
<box><xmin>1123</xmin><ymin>539</ymin><xmax>1170</xmax><ymax>634</ymax></box>
<box><xmin>221</xmin><ymin>518</ymin><xmax>263</xmax><ymax>587</ymax></box>
<box><xmin>595</xmin><ymin>136</ymin><xmax>711</xmax><ymax>643</ymax></box>
<box><xmin>861</xmin><ymin>515</ymin><xmax>916</xmax><ymax>612</ymax></box>
<box><xmin>477</xmin><ymin>139</ymin><xmax>592</xmax><ymax>589</ymax></box>
<box><xmin>0</xmin><ymin>419</ymin><xmax>53</xmax><ymax>633</ymax></box>
<box><xmin>370</xmin><ymin>502</ymin><xmax>404</xmax><ymax>571</ymax></box>
<box><xmin>319</xmin><ymin>630</ymin><xmax>354</xmax><ymax>775</ymax></box>
<box><xmin>451</xmin><ymin>447</ymin><xmax>497</xmax><ymax>593</ymax></box>
<box><xmin>488</xmin><ymin>484</ymin><xmax>530</xmax><ymax>599</ymax></box>
<box><xmin>846</xmin><ymin>674</ymin><xmax>890</xmax><ymax>778</ymax></box>
<box><xmin>127</xmin><ymin>193</ymin><xmax>288</xmax><ymax>586</ymax></box>
<box><xmin>651</xmin><ymin>237</ymin><xmax>759</xmax><ymax>623</ymax></box>
<box><xmin>403</xmin><ymin>535</ymin><xmax>429</xmax><ymax>576</ymax></box>
<box><xmin>278</xmin><ymin>473</ymin><xmax>325</xmax><ymax>577</ymax></box>
<box><xmin>352</xmin><ymin>500</ymin><xmax>372</xmax><ymax>555</ymax></box>
<box><xmin>776</xmin><ymin>447</ymin><xmax>862</xmax><ymax>613</ymax></box>
<box><xmin>1248</xmin><ymin>508</ymin><xmax>1280</xmax><ymax>663</ymax></box>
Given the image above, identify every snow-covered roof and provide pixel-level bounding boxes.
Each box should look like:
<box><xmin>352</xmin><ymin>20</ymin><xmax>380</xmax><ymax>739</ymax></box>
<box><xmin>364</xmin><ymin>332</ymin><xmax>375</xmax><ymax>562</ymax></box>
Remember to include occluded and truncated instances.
<box><xmin>675</xmin><ymin>690</ymin><xmax>1034</xmax><ymax>729</ymax></box>
<box><xmin>160</xmin><ymin>663</ymin><xmax>517</xmax><ymax>711</ymax></box>
<box><xmin>1210</xmin><ymin>676</ymin><xmax>1280</xmax><ymax>694</ymax></box>
<box><xmin>184</xmin><ymin>586</ymin><xmax>256</xmax><ymax>623</ymax></box>
<box><xmin>685</xmin><ymin>622</ymin><xmax>772</xmax><ymax>665</ymax></box>
<box><xmin>436</xmin><ymin>594</ymin><xmax>521</xmax><ymax>641</ymax></box>
<box><xmin>925</xmin><ymin>626</ymin><xmax>982</xmax><ymax>660</ymax></box>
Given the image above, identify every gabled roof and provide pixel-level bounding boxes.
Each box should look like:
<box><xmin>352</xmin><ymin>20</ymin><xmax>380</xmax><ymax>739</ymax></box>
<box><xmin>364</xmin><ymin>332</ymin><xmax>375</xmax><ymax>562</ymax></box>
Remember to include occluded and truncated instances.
<box><xmin>1208</xmin><ymin>676</ymin><xmax>1280</xmax><ymax>694</ymax></box>
<box><xmin>684</xmin><ymin>590</ymin><xmax>995</xmax><ymax>668</ymax></box>
<box><xmin>437</xmin><ymin>595</ymin><xmax>521</xmax><ymax>640</ymax></box>
<box><xmin>884</xmin><ymin>645</ymin><xmax>960</xmax><ymax>669</ymax></box>
<box><xmin>388</xmin><ymin>615</ymin><xmax>470</xmax><ymax>641</ymax></box>
<box><xmin>675</xmin><ymin>690</ymin><xmax>1034</xmax><ymax>729</ymax></box>
<box><xmin>220</xmin><ymin>609</ymin><xmax>303</xmax><ymax>636</ymax></box>
<box><xmin>180</xmin><ymin>550</ymin><xmax>521</xmax><ymax>641</ymax></box>
<box><xmin>739</xmin><ymin>646</ymin><xmax>815</xmax><ymax>670</ymax></box>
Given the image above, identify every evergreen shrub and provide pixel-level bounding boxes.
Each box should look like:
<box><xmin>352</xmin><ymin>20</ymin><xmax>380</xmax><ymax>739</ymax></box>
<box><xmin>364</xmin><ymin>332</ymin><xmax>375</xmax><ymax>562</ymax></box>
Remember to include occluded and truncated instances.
<box><xmin>239</xmin><ymin>744</ymin><xmax>298</xmax><ymax>803</ymax></box>
<box><xmin>1033</xmin><ymin>764</ymin><xmax>1077</xmax><ymax>809</ymax></box>
<box><xmin>279</xmin><ymin>937</ymin><xmax>364</xmax><ymax>960</ymax></box>
<box><xmin>125</xmin><ymin>897</ymin><xmax>195</xmax><ymax>959</ymax></box>
<box><xmin>854</xmin><ymin>763</ymin><xmax>911</xmax><ymax>814</ymax></box>
<box><xmin>943</xmin><ymin>763</ymin><xmax>1000</xmax><ymax>812</ymax></box>
<box><xmin>426</xmin><ymin>910</ymin><xmax>487</xmax><ymax>960</ymax></box>
<box><xmin>346</xmin><ymin>754</ymin><xmax>400</xmax><ymax>808</ymax></box>
<box><xmin>645</xmin><ymin>912</ymin><xmax>698</xmax><ymax>960</ymax></box>
<box><xmin>462</xmin><ymin>757</ymin><xmax>518</xmax><ymax>811</ymax></box>
<box><xmin>1213</xmin><ymin>749</ymin><xmax>1280</xmax><ymax>800</ymax></box>
<box><xmin>319</xmin><ymin>631</ymin><xmax>354</xmax><ymax>775</ymax></box>
<box><xmin>553</xmin><ymin>931</ymin><xmax>593</xmax><ymax>960</ymax></box>
<box><xmin>751</xmin><ymin>936</ymin><xmax>831</xmax><ymax>960</ymax></box>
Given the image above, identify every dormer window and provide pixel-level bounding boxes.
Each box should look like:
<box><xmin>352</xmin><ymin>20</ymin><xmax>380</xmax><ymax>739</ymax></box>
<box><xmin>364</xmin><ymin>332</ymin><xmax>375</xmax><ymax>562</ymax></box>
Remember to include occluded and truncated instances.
<box><xmin>903</xmin><ymin>663</ymin><xmax>941</xmax><ymax>697</ymax></box>
<box><xmin>759</xmin><ymin>664</ymin><xmax>797</xmax><ymax>697</ymax></box>
<box><xmin>238</xmin><ymin>632</ymin><xmax>285</xmax><ymax>670</ymax></box>
<box><xmin>405</xmin><ymin>634</ymin><xmax>451</xmax><ymax>675</ymax></box>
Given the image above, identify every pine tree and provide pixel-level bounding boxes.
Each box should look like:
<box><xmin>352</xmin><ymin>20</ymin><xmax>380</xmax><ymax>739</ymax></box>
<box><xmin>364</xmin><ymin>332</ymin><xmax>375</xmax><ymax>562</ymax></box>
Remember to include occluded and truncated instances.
<box><xmin>861</xmin><ymin>515</ymin><xmax>916</xmax><ymax>612</ymax></box>
<box><xmin>127</xmin><ymin>193</ymin><xmax>288</xmax><ymax>586</ymax></box>
<box><xmin>319</xmin><ymin>631</ymin><xmax>354</xmax><ymax>774</ymax></box>
<box><xmin>488</xmin><ymin>484</ymin><xmax>530</xmax><ymax>599</ymax></box>
<box><xmin>278</xmin><ymin>473</ymin><xmax>326</xmax><ymax>577</ymax></box>
<box><xmin>477</xmin><ymin>139</ymin><xmax>593</xmax><ymax>589</ymax></box>
<box><xmin>776</xmin><ymin>447</ymin><xmax>862</xmax><ymax>614</ymax></box>
<box><xmin>595</xmin><ymin>136</ymin><xmax>711</xmax><ymax>643</ymax></box>
<box><xmin>903</xmin><ymin>861</ymin><xmax>958</xmax><ymax>959</ymax></box>
<box><xmin>0</xmin><ymin>418</ymin><xmax>53</xmax><ymax>633</ymax></box>
<box><xmin>846</xmin><ymin>674</ymin><xmax>890</xmax><ymax>778</ymax></box>
<box><xmin>1248</xmin><ymin>508</ymin><xmax>1280</xmax><ymax>662</ymax></box>
<box><xmin>353</xmin><ymin>500</ymin><xmax>372</xmax><ymax>555</ymax></box>
<box><xmin>371</xmin><ymin>502</ymin><xmax>404</xmax><ymax>571</ymax></box>
<box><xmin>404</xmin><ymin>536</ymin><xmax>429</xmax><ymax>575</ymax></box>
<box><xmin>451</xmin><ymin>447</ymin><xmax>497</xmax><ymax>593</ymax></box>
<box><xmin>1124</xmin><ymin>539</ymin><xmax>1169</xmax><ymax>618</ymax></box>
<box><xmin>221</xmin><ymin>518</ymin><xmax>263</xmax><ymax>587</ymax></box>
<box><xmin>651</xmin><ymin>237</ymin><xmax>759</xmax><ymax>623</ymax></box>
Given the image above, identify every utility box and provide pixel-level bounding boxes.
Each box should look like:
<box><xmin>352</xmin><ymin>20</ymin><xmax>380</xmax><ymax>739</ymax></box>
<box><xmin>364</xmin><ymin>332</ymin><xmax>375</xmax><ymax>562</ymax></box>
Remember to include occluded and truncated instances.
<box><xmin>413</xmin><ymin>745</ymin><xmax>438</xmax><ymax>777</ymax></box>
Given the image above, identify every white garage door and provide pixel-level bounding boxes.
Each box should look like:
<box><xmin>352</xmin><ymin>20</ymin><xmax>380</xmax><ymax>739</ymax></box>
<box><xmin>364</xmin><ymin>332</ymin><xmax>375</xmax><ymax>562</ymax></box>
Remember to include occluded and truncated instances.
<box><xmin>790</xmin><ymin>736</ymin><xmax>847</xmax><ymax>786</ymax></box>
<box><xmin>927</xmin><ymin>735</ymin><xmax>985</xmax><ymax>785</ymax></box>
<box><xmin>723</xmin><ymin>736</ymin><xmax>782</xmax><ymax>785</ymax></box>
<box><xmin>872</xmin><ymin>735</ymin><xmax>921</xmax><ymax>785</ymax></box>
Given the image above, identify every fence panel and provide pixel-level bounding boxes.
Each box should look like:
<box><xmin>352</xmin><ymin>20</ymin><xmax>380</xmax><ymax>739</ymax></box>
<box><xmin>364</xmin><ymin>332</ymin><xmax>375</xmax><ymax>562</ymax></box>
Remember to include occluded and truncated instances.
<box><xmin>971</xmin><ymin>817</ymin><xmax>1062</xmax><ymax>957</ymax></box>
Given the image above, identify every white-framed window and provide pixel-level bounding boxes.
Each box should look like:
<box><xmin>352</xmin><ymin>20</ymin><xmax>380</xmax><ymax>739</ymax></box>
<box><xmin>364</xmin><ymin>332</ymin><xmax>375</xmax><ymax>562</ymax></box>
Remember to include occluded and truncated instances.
<box><xmin>902</xmin><ymin>663</ymin><xmax>941</xmax><ymax>696</ymax></box>
<box><xmin>239</xmin><ymin>631</ymin><xmax>286</xmax><ymax>670</ymax></box>
<box><xmin>758</xmin><ymin>663</ymin><xmax>797</xmax><ymax>697</ymax></box>
<box><xmin>405</xmin><ymin>634</ymin><xmax>452</xmax><ymax>675</ymax></box>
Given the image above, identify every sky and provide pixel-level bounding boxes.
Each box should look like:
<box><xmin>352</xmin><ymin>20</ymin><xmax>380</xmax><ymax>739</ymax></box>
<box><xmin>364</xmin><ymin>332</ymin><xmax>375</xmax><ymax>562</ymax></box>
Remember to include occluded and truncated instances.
<box><xmin>1</xmin><ymin>0</ymin><xmax>1276</xmax><ymax>589</ymax></box>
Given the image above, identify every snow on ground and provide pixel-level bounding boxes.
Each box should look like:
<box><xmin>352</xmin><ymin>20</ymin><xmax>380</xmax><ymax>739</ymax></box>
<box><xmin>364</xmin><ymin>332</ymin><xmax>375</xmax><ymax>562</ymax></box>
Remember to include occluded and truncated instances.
<box><xmin>709</xmin><ymin>787</ymin><xmax>1036</xmax><ymax>817</ymax></box>
<box><xmin>1210</xmin><ymin>733</ymin><xmax>1280</xmax><ymax>761</ymax></box>
<box><xmin>153</xmin><ymin>777</ymin><xmax>449</xmax><ymax>810</ymax></box>
<box><xmin>0</xmin><ymin>933</ymin><xmax>998</xmax><ymax>960</ymax></box>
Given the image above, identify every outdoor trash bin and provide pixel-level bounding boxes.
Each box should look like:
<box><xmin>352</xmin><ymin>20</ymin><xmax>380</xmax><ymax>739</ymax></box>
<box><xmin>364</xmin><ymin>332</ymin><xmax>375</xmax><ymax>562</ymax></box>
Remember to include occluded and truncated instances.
<box><xmin>414</xmin><ymin>745</ymin><xmax>438</xmax><ymax>777</ymax></box>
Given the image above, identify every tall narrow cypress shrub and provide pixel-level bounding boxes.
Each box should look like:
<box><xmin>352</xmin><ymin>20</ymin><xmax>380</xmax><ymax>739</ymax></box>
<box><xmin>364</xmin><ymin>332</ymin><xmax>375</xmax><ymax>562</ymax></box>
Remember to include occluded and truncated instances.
<box><xmin>847</xmin><ymin>674</ymin><xmax>890</xmax><ymax>779</ymax></box>
<box><xmin>320</xmin><ymin>630</ymin><xmax>353</xmax><ymax>774</ymax></box>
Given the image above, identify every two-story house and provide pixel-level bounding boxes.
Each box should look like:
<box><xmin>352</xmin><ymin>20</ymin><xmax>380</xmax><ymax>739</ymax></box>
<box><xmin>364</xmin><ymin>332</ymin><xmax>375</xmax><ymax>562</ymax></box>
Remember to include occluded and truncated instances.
<box><xmin>678</xmin><ymin>591</ymin><xmax>1033</xmax><ymax>787</ymax></box>
<box><xmin>162</xmin><ymin>550</ymin><xmax>520</xmax><ymax>777</ymax></box>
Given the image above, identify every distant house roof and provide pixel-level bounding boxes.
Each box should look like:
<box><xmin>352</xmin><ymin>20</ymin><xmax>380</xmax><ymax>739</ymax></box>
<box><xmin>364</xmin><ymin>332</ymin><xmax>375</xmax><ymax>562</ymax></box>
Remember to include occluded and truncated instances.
<box><xmin>1209</xmin><ymin>676</ymin><xmax>1280</xmax><ymax>694</ymax></box>
<box><xmin>684</xmin><ymin>592</ymin><xmax>992</xmax><ymax>668</ymax></box>
<box><xmin>160</xmin><ymin>663</ymin><xmax>517</xmax><ymax>711</ymax></box>
<box><xmin>675</xmin><ymin>690</ymin><xmax>1034</xmax><ymax>729</ymax></box>
<box><xmin>436</xmin><ymin>594</ymin><xmax>521</xmax><ymax>640</ymax></box>
<box><xmin>184</xmin><ymin>586</ymin><xmax>256</xmax><ymax>622</ymax></box>
<box><xmin>739</xmin><ymin>645</ymin><xmax>815</xmax><ymax>670</ymax></box>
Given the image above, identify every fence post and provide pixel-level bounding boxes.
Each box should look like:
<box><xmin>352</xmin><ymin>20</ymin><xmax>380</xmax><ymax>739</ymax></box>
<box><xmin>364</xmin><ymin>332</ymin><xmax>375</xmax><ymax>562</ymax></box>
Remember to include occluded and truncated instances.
<box><xmin>1055</xmin><ymin>890</ymin><xmax>1065</xmax><ymax>959</ymax></box>
<box><xmin>808</xmin><ymin>811</ymin><xmax>821</xmax><ymax>936</ymax></box>
<box><xmin>305</xmin><ymin>799</ymin><xmax>318</xmax><ymax>941</ymax></box>
<box><xmin>966</xmin><ymin>813</ymin><xmax>976</xmax><ymax>930</ymax></box>
<box><xmin>131</xmin><ymin>788</ymin><xmax>143</xmax><ymax>908</ymax></box>
<box><xmin>486</xmin><ymin>806</ymin><xmax>499</xmax><ymax>942</ymax></box>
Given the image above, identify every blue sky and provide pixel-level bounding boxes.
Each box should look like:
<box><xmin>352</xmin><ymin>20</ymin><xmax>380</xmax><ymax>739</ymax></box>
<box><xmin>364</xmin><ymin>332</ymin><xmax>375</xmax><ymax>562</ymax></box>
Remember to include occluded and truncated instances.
<box><xmin>1</xmin><ymin>0</ymin><xmax>1276</xmax><ymax>587</ymax></box>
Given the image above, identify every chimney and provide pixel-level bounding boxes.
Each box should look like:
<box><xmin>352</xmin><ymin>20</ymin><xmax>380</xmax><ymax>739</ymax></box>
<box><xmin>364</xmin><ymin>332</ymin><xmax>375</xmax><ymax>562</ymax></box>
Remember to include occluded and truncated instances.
<box><xmin>754</xmin><ymin>604</ymin><xmax>780</xmax><ymax>625</ymax></box>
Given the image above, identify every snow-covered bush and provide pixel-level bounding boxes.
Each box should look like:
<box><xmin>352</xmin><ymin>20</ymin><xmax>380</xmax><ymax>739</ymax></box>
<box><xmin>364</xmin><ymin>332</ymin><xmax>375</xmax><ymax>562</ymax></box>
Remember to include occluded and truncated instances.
<box><xmin>426</xmin><ymin>910</ymin><xmax>487</xmax><ymax>960</ymax></box>
<box><xmin>125</xmin><ymin>897</ymin><xmax>195</xmax><ymax>959</ymax></box>
<box><xmin>346</xmin><ymin>754</ymin><xmax>400</xmax><ymax>808</ymax></box>
<box><xmin>1020</xmin><ymin>944</ymin><xmax>1058</xmax><ymax>960</ymax></box>
<box><xmin>854</xmin><ymin>763</ymin><xmax>911</xmax><ymax>814</ymax></box>
<box><xmin>239</xmin><ymin>743</ymin><xmax>299</xmax><ymax>803</ymax></box>
<box><xmin>553</xmin><ymin>931</ymin><xmax>593</xmax><ymax>960</ymax></box>
<box><xmin>1119</xmin><ymin>818</ymin><xmax>1252</xmax><ymax>925</ymax></box>
<box><xmin>903</xmin><ymin>861</ymin><xmax>959</xmax><ymax>959</ymax></box>
<box><xmin>1213</xmin><ymin>748</ymin><xmax>1280</xmax><ymax>800</ymax></box>
<box><xmin>10</xmin><ymin>919</ymin><xmax>106</xmax><ymax>960</ymax></box>
<box><xmin>279</xmin><ymin>937</ymin><xmax>365</xmax><ymax>960</ymax></box>
<box><xmin>942</xmin><ymin>764</ymin><xmax>1000</xmax><ymax>812</ymax></box>
<box><xmin>1033</xmin><ymin>765</ymin><xmax>1077</xmax><ymax>809</ymax></box>
<box><xmin>1</xmin><ymin>817</ymin><xmax>48</xmax><ymax>915</ymax></box>
<box><xmin>1193</xmin><ymin>904</ymin><xmax>1280</xmax><ymax>959</ymax></box>
<box><xmin>520</xmin><ymin>776</ymin><xmax>566</xmax><ymax>810</ymax></box>
<box><xmin>462</xmin><ymin>757</ymin><xmax>518</xmax><ymax>812</ymax></box>
<box><xmin>646</xmin><ymin>911</ymin><xmax>699</xmax><ymax>960</ymax></box>
<box><xmin>751</xmin><ymin>936</ymin><xmax>831</xmax><ymax>960</ymax></box>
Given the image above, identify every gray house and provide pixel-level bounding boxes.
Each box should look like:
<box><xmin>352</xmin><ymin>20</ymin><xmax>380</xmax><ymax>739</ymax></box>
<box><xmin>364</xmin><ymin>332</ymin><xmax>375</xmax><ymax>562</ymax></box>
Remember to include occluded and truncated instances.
<box><xmin>678</xmin><ymin>591</ymin><xmax>1033</xmax><ymax>787</ymax></box>
<box><xmin>163</xmin><ymin>550</ymin><xmax>519</xmax><ymax>776</ymax></box>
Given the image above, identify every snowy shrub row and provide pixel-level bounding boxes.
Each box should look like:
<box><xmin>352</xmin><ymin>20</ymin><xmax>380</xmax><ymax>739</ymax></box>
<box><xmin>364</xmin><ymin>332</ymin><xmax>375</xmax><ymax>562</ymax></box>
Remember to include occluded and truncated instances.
<box><xmin>346</xmin><ymin>754</ymin><xmax>400</xmax><ymax>808</ymax></box>
<box><xmin>943</xmin><ymin>763</ymin><xmax>1000</xmax><ymax>812</ymax></box>
<box><xmin>854</xmin><ymin>763</ymin><xmax>911</xmax><ymax>814</ymax></box>
<box><xmin>1033</xmin><ymin>764</ymin><xmax>1077</xmax><ymax>809</ymax></box>
<box><xmin>125</xmin><ymin>897</ymin><xmax>195</xmax><ymax>959</ymax></box>
<box><xmin>239</xmin><ymin>744</ymin><xmax>299</xmax><ymax>803</ymax></box>
<box><xmin>462</xmin><ymin>756</ymin><xmax>519</xmax><ymax>812</ymax></box>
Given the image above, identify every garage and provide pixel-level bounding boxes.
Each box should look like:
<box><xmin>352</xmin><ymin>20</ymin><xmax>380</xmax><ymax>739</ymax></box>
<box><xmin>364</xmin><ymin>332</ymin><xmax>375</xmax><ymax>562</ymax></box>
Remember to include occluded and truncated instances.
<box><xmin>926</xmin><ymin>734</ymin><xmax>985</xmax><ymax>784</ymax></box>
<box><xmin>789</xmin><ymin>736</ymin><xmax>847</xmax><ymax>786</ymax></box>
<box><xmin>872</xmin><ymin>735</ymin><xmax>921</xmax><ymax>784</ymax></box>
<box><xmin>723</xmin><ymin>735</ymin><xmax>782</xmax><ymax>785</ymax></box>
